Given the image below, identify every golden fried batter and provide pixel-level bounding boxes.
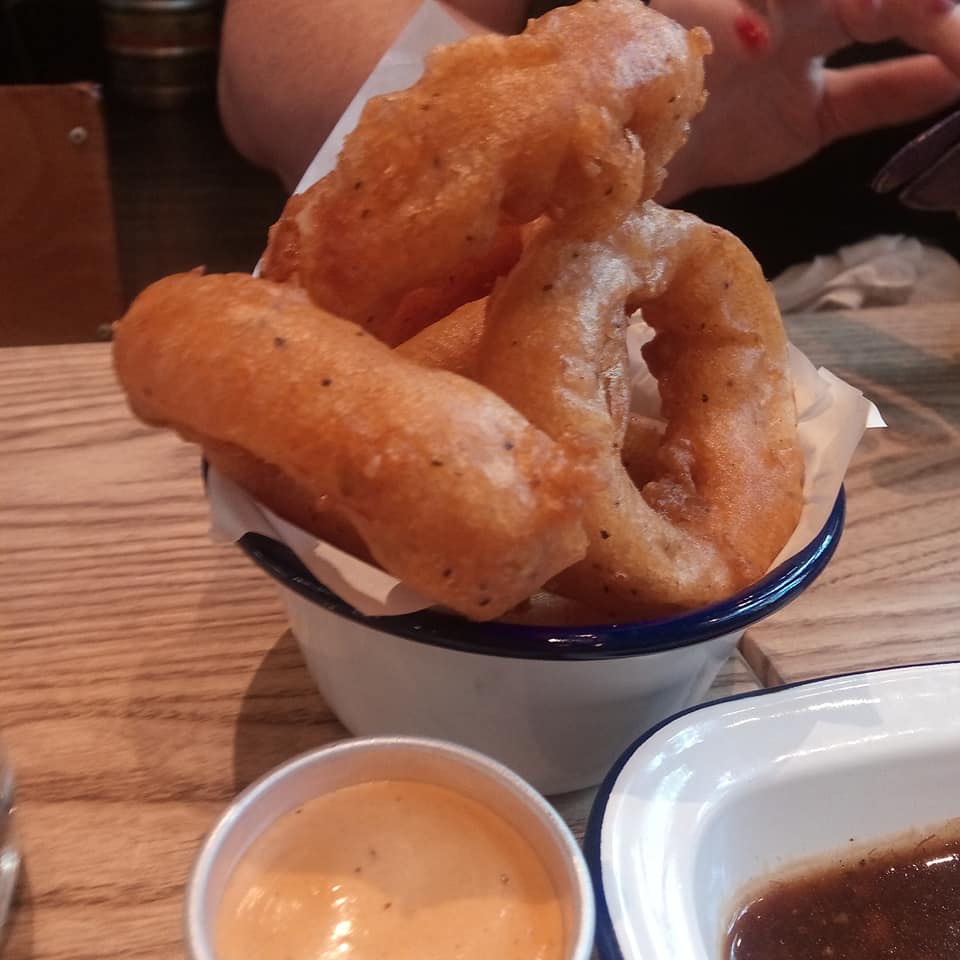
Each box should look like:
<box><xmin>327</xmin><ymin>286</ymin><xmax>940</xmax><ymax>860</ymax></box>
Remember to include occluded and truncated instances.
<box><xmin>373</xmin><ymin>224</ymin><xmax>523</xmax><ymax>347</ymax></box>
<box><xmin>478</xmin><ymin>202</ymin><xmax>804</xmax><ymax>617</ymax></box>
<box><xmin>261</xmin><ymin>0</ymin><xmax>710</xmax><ymax>339</ymax></box>
<box><xmin>202</xmin><ymin>439</ymin><xmax>373</xmax><ymax>563</ymax></box>
<box><xmin>113</xmin><ymin>273</ymin><xmax>596</xmax><ymax>620</ymax></box>
<box><xmin>395</xmin><ymin>297</ymin><xmax>489</xmax><ymax>376</ymax></box>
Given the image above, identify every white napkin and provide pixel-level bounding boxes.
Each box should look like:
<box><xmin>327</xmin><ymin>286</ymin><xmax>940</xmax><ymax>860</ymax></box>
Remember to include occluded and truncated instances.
<box><xmin>772</xmin><ymin>235</ymin><xmax>960</xmax><ymax>313</ymax></box>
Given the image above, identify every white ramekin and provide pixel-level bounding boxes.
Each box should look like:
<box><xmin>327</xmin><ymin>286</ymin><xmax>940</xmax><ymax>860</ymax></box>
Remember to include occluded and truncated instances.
<box><xmin>185</xmin><ymin>736</ymin><xmax>595</xmax><ymax>960</ymax></box>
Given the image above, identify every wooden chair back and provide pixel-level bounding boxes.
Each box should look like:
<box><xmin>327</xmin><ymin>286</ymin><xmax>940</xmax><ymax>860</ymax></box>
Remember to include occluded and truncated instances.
<box><xmin>0</xmin><ymin>83</ymin><xmax>123</xmax><ymax>345</ymax></box>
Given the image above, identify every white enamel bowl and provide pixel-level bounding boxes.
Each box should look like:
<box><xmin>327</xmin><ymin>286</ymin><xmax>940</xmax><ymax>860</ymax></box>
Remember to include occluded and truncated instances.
<box><xmin>236</xmin><ymin>493</ymin><xmax>844</xmax><ymax>795</ymax></box>
<box><xmin>585</xmin><ymin>660</ymin><xmax>960</xmax><ymax>959</ymax></box>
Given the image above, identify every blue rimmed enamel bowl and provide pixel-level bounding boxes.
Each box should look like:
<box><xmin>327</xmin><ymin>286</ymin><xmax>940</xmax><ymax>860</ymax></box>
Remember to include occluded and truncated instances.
<box><xmin>236</xmin><ymin>491</ymin><xmax>844</xmax><ymax>795</ymax></box>
<box><xmin>583</xmin><ymin>660</ymin><xmax>960</xmax><ymax>960</ymax></box>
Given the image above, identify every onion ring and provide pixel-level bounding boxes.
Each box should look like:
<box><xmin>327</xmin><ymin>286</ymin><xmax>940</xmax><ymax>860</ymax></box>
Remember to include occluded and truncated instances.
<box><xmin>112</xmin><ymin>272</ymin><xmax>598</xmax><ymax>621</ymax></box>
<box><xmin>394</xmin><ymin>296</ymin><xmax>489</xmax><ymax>376</ymax></box>
<box><xmin>201</xmin><ymin>439</ymin><xmax>374</xmax><ymax>563</ymax></box>
<box><xmin>358</xmin><ymin>223</ymin><xmax>522</xmax><ymax>348</ymax></box>
<box><xmin>620</xmin><ymin>413</ymin><xmax>666</xmax><ymax>489</ymax></box>
<box><xmin>477</xmin><ymin>201</ymin><xmax>804</xmax><ymax>617</ymax></box>
<box><xmin>397</xmin><ymin>301</ymin><xmax>668</xmax><ymax>497</ymax></box>
<box><xmin>260</xmin><ymin>0</ymin><xmax>710</xmax><ymax>340</ymax></box>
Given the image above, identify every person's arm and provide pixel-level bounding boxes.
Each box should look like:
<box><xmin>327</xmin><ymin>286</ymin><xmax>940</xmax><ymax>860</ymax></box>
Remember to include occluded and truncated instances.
<box><xmin>221</xmin><ymin>0</ymin><xmax>960</xmax><ymax>199</ymax></box>
<box><xmin>218</xmin><ymin>0</ymin><xmax>527</xmax><ymax>190</ymax></box>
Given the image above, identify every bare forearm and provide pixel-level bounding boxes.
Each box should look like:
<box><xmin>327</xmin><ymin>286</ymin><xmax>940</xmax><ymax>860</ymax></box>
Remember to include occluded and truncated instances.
<box><xmin>218</xmin><ymin>0</ymin><xmax>526</xmax><ymax>189</ymax></box>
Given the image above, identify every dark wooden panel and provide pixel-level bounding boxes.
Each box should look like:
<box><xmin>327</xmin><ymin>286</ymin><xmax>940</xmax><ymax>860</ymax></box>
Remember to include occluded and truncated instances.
<box><xmin>105</xmin><ymin>97</ymin><xmax>287</xmax><ymax>306</ymax></box>
<box><xmin>0</xmin><ymin>83</ymin><xmax>123</xmax><ymax>345</ymax></box>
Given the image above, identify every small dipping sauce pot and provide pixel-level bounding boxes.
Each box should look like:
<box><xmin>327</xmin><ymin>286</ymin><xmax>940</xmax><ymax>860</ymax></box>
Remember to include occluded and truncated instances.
<box><xmin>186</xmin><ymin>737</ymin><xmax>594</xmax><ymax>960</ymax></box>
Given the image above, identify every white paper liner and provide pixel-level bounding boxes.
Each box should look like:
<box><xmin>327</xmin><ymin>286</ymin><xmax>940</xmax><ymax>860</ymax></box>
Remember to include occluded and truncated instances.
<box><xmin>212</xmin><ymin>0</ymin><xmax>884</xmax><ymax>617</ymax></box>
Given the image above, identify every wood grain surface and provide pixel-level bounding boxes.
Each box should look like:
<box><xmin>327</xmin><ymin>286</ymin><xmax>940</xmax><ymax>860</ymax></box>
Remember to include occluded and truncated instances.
<box><xmin>0</xmin><ymin>342</ymin><xmax>759</xmax><ymax>959</ymax></box>
<box><xmin>742</xmin><ymin>304</ymin><xmax>960</xmax><ymax>685</ymax></box>
<box><xmin>4</xmin><ymin>302</ymin><xmax>955</xmax><ymax>956</ymax></box>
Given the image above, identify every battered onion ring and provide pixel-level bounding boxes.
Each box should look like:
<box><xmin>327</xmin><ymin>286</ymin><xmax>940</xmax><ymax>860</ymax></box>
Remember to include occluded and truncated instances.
<box><xmin>398</xmin><ymin>301</ymin><xmax>667</xmax><ymax>485</ymax></box>
<box><xmin>201</xmin><ymin>439</ymin><xmax>373</xmax><ymax>563</ymax></box>
<box><xmin>395</xmin><ymin>296</ymin><xmax>489</xmax><ymax>377</ymax></box>
<box><xmin>261</xmin><ymin>0</ymin><xmax>710</xmax><ymax>339</ymax></box>
<box><xmin>113</xmin><ymin>272</ymin><xmax>597</xmax><ymax>621</ymax></box>
<box><xmin>358</xmin><ymin>223</ymin><xmax>522</xmax><ymax>348</ymax></box>
<box><xmin>620</xmin><ymin>413</ymin><xmax>666</xmax><ymax>489</ymax></box>
<box><xmin>477</xmin><ymin>201</ymin><xmax>804</xmax><ymax>617</ymax></box>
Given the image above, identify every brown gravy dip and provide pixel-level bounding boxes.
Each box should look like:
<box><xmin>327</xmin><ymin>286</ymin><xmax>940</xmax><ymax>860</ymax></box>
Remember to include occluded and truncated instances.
<box><xmin>216</xmin><ymin>779</ymin><xmax>566</xmax><ymax>960</ymax></box>
<box><xmin>726</xmin><ymin>821</ymin><xmax>960</xmax><ymax>959</ymax></box>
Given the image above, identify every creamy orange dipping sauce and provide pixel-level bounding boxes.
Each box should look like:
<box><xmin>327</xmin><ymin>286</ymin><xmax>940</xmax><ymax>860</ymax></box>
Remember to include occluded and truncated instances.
<box><xmin>215</xmin><ymin>779</ymin><xmax>566</xmax><ymax>960</ymax></box>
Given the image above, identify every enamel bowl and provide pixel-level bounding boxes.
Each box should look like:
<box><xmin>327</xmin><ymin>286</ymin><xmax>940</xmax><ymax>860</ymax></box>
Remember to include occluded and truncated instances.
<box><xmin>234</xmin><ymin>491</ymin><xmax>844</xmax><ymax>796</ymax></box>
<box><xmin>186</xmin><ymin>736</ymin><xmax>594</xmax><ymax>960</ymax></box>
<box><xmin>585</xmin><ymin>660</ymin><xmax>960</xmax><ymax>959</ymax></box>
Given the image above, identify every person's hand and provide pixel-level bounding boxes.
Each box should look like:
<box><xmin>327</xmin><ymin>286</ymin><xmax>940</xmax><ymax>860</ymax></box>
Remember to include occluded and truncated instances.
<box><xmin>653</xmin><ymin>0</ymin><xmax>960</xmax><ymax>201</ymax></box>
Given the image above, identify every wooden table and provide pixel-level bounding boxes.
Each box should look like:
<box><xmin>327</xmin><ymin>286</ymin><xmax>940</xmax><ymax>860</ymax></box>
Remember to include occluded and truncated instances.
<box><xmin>745</xmin><ymin>303</ymin><xmax>960</xmax><ymax>684</ymax></box>
<box><xmin>1</xmin><ymin>304</ymin><xmax>956</xmax><ymax>958</ymax></box>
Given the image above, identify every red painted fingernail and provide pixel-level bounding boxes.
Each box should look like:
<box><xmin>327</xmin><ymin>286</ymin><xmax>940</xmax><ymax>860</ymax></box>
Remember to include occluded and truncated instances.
<box><xmin>734</xmin><ymin>13</ymin><xmax>771</xmax><ymax>54</ymax></box>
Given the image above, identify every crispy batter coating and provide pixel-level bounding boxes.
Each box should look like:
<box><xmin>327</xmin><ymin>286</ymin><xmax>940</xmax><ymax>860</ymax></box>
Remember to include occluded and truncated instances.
<box><xmin>261</xmin><ymin>0</ymin><xmax>710</xmax><ymax>338</ymax></box>
<box><xmin>371</xmin><ymin>224</ymin><xmax>523</xmax><ymax>347</ymax></box>
<box><xmin>478</xmin><ymin>202</ymin><xmax>804</xmax><ymax>617</ymax></box>
<box><xmin>397</xmin><ymin>302</ymin><xmax>675</xmax><ymax>497</ymax></box>
<box><xmin>113</xmin><ymin>273</ymin><xmax>596</xmax><ymax>620</ymax></box>
<box><xmin>202</xmin><ymin>439</ymin><xmax>373</xmax><ymax>563</ymax></box>
<box><xmin>394</xmin><ymin>297</ymin><xmax>489</xmax><ymax>376</ymax></box>
<box><xmin>620</xmin><ymin>414</ymin><xmax>666</xmax><ymax>489</ymax></box>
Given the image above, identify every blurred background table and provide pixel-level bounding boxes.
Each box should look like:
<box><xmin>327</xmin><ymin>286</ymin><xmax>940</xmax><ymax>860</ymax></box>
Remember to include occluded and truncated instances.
<box><xmin>1</xmin><ymin>300</ymin><xmax>957</xmax><ymax>958</ymax></box>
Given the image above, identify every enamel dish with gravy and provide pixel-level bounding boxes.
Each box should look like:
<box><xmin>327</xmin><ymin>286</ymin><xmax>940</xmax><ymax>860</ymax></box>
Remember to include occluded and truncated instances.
<box><xmin>584</xmin><ymin>661</ymin><xmax>960</xmax><ymax>959</ymax></box>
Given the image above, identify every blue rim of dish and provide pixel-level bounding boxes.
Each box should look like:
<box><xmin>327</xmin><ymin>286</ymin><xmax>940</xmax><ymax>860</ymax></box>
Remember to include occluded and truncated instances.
<box><xmin>226</xmin><ymin>474</ymin><xmax>844</xmax><ymax>661</ymax></box>
<box><xmin>582</xmin><ymin>659</ymin><xmax>959</xmax><ymax>960</ymax></box>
